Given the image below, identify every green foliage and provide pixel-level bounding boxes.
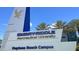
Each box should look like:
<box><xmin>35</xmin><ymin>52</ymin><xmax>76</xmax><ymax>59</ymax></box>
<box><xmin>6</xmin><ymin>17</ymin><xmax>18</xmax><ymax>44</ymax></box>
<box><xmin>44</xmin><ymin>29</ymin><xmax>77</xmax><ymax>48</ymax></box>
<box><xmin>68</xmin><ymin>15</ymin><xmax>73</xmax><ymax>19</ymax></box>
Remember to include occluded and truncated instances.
<box><xmin>36</xmin><ymin>22</ymin><xmax>48</xmax><ymax>30</ymax></box>
<box><xmin>76</xmin><ymin>44</ymin><xmax>79</xmax><ymax>51</ymax></box>
<box><xmin>55</xmin><ymin>20</ymin><xmax>66</xmax><ymax>29</ymax></box>
<box><xmin>0</xmin><ymin>40</ymin><xmax>2</xmax><ymax>44</ymax></box>
<box><xmin>68</xmin><ymin>19</ymin><xmax>79</xmax><ymax>28</ymax></box>
<box><xmin>63</xmin><ymin>19</ymin><xmax>79</xmax><ymax>34</ymax></box>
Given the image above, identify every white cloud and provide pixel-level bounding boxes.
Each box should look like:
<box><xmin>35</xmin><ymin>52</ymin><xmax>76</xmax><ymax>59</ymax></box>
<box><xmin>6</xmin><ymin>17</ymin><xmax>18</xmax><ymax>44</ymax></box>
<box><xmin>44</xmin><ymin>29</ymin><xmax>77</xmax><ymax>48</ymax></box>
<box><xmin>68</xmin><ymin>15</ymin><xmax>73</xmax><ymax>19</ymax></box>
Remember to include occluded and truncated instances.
<box><xmin>30</xmin><ymin>22</ymin><xmax>32</xmax><ymax>27</ymax></box>
<box><xmin>48</xmin><ymin>23</ymin><xmax>56</xmax><ymax>29</ymax></box>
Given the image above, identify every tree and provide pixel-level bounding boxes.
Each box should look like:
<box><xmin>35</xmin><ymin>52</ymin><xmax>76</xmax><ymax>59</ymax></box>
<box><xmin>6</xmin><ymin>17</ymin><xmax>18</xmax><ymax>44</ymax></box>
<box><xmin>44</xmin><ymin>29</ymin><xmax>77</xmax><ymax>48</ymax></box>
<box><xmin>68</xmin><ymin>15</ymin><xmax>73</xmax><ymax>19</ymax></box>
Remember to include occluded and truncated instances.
<box><xmin>67</xmin><ymin>19</ymin><xmax>79</xmax><ymax>29</ymax></box>
<box><xmin>36</xmin><ymin>22</ymin><xmax>48</xmax><ymax>30</ymax></box>
<box><xmin>63</xmin><ymin>19</ymin><xmax>79</xmax><ymax>41</ymax></box>
<box><xmin>0</xmin><ymin>40</ymin><xmax>2</xmax><ymax>44</ymax></box>
<box><xmin>63</xmin><ymin>19</ymin><xmax>79</xmax><ymax>34</ymax></box>
<box><xmin>55</xmin><ymin>20</ymin><xmax>66</xmax><ymax>29</ymax></box>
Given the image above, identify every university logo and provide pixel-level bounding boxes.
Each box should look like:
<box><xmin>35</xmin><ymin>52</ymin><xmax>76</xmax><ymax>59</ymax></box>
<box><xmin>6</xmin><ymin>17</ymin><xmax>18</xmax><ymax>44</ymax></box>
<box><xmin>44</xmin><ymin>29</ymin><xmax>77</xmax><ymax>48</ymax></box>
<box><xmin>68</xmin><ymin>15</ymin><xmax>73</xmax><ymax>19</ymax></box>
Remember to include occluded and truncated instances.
<box><xmin>14</xmin><ymin>9</ymin><xmax>22</xmax><ymax>18</ymax></box>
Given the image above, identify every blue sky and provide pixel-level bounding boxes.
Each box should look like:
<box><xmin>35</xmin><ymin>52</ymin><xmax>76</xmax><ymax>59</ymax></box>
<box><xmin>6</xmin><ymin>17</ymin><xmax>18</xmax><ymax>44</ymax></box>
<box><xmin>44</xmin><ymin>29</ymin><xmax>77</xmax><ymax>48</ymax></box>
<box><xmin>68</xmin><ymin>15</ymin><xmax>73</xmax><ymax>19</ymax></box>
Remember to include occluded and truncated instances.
<box><xmin>30</xmin><ymin>7</ymin><xmax>79</xmax><ymax>31</ymax></box>
<box><xmin>1</xmin><ymin>7</ymin><xmax>79</xmax><ymax>39</ymax></box>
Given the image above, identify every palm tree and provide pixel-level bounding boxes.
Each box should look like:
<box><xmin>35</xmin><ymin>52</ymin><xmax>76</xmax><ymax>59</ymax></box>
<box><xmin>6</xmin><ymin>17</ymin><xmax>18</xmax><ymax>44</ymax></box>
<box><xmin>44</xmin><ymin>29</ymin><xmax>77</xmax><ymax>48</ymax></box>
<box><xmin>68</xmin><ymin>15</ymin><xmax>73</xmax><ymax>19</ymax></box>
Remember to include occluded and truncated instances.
<box><xmin>36</xmin><ymin>22</ymin><xmax>48</xmax><ymax>30</ymax></box>
<box><xmin>55</xmin><ymin>20</ymin><xmax>66</xmax><ymax>29</ymax></box>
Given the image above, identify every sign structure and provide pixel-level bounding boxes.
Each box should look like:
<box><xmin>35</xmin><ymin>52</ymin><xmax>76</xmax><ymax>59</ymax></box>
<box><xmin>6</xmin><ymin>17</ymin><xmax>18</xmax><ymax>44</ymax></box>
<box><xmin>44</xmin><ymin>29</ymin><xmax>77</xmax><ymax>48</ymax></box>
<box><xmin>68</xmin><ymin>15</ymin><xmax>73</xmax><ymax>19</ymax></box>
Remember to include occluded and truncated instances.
<box><xmin>1</xmin><ymin>7</ymin><xmax>77</xmax><ymax>51</ymax></box>
<box><xmin>1</xmin><ymin>29</ymin><xmax>77</xmax><ymax>51</ymax></box>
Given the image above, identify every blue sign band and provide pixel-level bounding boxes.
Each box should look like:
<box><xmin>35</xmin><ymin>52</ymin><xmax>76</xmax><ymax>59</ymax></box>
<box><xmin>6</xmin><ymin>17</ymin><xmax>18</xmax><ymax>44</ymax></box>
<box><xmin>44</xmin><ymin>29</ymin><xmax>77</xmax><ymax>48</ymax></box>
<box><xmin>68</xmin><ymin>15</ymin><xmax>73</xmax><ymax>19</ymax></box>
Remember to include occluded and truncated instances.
<box><xmin>23</xmin><ymin>7</ymin><xmax>30</xmax><ymax>32</ymax></box>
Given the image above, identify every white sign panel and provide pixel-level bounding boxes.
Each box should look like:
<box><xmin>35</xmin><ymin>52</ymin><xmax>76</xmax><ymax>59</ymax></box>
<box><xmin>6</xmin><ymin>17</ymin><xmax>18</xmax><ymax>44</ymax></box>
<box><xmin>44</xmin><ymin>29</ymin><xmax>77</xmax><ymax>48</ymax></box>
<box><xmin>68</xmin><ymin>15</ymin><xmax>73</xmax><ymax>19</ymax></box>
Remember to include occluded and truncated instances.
<box><xmin>1</xmin><ymin>29</ymin><xmax>77</xmax><ymax>51</ymax></box>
